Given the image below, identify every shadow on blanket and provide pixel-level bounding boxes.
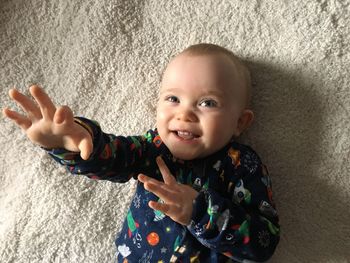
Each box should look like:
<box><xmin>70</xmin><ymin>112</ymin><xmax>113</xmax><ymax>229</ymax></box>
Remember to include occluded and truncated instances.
<box><xmin>242</xmin><ymin>60</ymin><xmax>350</xmax><ymax>262</ymax></box>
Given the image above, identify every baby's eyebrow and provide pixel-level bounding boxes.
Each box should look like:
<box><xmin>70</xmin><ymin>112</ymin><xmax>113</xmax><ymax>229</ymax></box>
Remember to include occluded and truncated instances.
<box><xmin>160</xmin><ymin>87</ymin><xmax>226</xmax><ymax>98</ymax></box>
<box><xmin>203</xmin><ymin>89</ymin><xmax>226</xmax><ymax>98</ymax></box>
<box><xmin>159</xmin><ymin>87</ymin><xmax>178</xmax><ymax>94</ymax></box>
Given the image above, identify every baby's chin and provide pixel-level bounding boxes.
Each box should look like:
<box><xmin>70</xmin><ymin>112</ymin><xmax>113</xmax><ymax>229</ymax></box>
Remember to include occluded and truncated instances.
<box><xmin>167</xmin><ymin>145</ymin><xmax>213</xmax><ymax>161</ymax></box>
<box><xmin>172</xmin><ymin>153</ymin><xmax>197</xmax><ymax>161</ymax></box>
<box><xmin>166</xmin><ymin>145</ymin><xmax>197</xmax><ymax>161</ymax></box>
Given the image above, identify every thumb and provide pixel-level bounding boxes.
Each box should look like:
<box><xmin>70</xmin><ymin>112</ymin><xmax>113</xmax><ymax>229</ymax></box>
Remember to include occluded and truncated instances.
<box><xmin>78</xmin><ymin>136</ymin><xmax>93</xmax><ymax>160</ymax></box>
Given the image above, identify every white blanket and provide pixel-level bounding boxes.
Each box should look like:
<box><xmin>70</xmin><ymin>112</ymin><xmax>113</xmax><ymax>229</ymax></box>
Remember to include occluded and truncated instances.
<box><xmin>1</xmin><ymin>0</ymin><xmax>349</xmax><ymax>262</ymax></box>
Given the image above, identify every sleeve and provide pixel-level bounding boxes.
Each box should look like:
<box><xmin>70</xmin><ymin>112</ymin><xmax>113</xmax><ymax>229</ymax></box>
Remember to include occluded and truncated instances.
<box><xmin>46</xmin><ymin>117</ymin><xmax>159</xmax><ymax>183</ymax></box>
<box><xmin>186</xmin><ymin>147</ymin><xmax>280</xmax><ymax>262</ymax></box>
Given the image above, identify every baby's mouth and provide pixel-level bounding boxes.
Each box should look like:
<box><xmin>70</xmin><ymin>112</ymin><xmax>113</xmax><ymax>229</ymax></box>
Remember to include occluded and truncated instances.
<box><xmin>173</xmin><ymin>130</ymin><xmax>199</xmax><ymax>140</ymax></box>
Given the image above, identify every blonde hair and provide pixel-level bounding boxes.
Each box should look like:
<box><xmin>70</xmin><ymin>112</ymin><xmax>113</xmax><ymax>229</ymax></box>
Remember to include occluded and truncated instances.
<box><xmin>180</xmin><ymin>43</ymin><xmax>252</xmax><ymax>107</ymax></box>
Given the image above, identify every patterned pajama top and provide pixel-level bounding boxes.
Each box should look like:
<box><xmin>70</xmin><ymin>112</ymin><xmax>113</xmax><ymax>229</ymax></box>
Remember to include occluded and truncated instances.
<box><xmin>47</xmin><ymin>117</ymin><xmax>280</xmax><ymax>263</ymax></box>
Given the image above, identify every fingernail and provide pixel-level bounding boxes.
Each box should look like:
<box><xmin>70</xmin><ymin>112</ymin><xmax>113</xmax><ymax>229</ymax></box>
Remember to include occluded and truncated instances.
<box><xmin>8</xmin><ymin>89</ymin><xmax>15</xmax><ymax>98</ymax></box>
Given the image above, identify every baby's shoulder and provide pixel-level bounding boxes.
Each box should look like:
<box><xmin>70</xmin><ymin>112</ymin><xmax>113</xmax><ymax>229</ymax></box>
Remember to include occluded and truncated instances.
<box><xmin>228</xmin><ymin>140</ymin><xmax>261</xmax><ymax>159</ymax></box>
<box><xmin>224</xmin><ymin>141</ymin><xmax>263</xmax><ymax>175</ymax></box>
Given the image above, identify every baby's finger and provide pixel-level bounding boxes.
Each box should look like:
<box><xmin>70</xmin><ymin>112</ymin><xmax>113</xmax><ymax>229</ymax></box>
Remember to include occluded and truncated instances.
<box><xmin>148</xmin><ymin>200</ymin><xmax>171</xmax><ymax>215</ymax></box>
<box><xmin>29</xmin><ymin>85</ymin><xmax>56</xmax><ymax>120</ymax></box>
<box><xmin>53</xmin><ymin>106</ymin><xmax>74</xmax><ymax>125</ymax></box>
<box><xmin>156</xmin><ymin>156</ymin><xmax>176</xmax><ymax>185</ymax></box>
<box><xmin>3</xmin><ymin>108</ymin><xmax>32</xmax><ymax>130</ymax></box>
<box><xmin>144</xmin><ymin>181</ymin><xmax>176</xmax><ymax>203</ymax></box>
<box><xmin>9</xmin><ymin>89</ymin><xmax>42</xmax><ymax>120</ymax></box>
<box><xmin>78</xmin><ymin>136</ymin><xmax>93</xmax><ymax>160</ymax></box>
<box><xmin>138</xmin><ymin>173</ymin><xmax>163</xmax><ymax>185</ymax></box>
<box><xmin>137</xmin><ymin>173</ymin><xmax>149</xmax><ymax>183</ymax></box>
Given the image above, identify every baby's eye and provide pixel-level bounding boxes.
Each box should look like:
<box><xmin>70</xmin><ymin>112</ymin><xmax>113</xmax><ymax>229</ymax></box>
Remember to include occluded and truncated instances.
<box><xmin>165</xmin><ymin>96</ymin><xmax>180</xmax><ymax>103</ymax></box>
<box><xmin>199</xmin><ymin>99</ymin><xmax>218</xmax><ymax>108</ymax></box>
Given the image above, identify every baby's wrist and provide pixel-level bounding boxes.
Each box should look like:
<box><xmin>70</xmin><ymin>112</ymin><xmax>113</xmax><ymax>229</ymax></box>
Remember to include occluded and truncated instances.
<box><xmin>73</xmin><ymin>117</ymin><xmax>94</xmax><ymax>140</ymax></box>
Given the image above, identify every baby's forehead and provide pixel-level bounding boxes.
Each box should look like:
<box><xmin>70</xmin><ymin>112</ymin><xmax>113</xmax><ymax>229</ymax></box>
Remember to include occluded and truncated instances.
<box><xmin>175</xmin><ymin>53</ymin><xmax>243</xmax><ymax>82</ymax></box>
<box><xmin>166</xmin><ymin>53</ymin><xmax>239</xmax><ymax>79</ymax></box>
<box><xmin>162</xmin><ymin>53</ymin><xmax>250</xmax><ymax>106</ymax></box>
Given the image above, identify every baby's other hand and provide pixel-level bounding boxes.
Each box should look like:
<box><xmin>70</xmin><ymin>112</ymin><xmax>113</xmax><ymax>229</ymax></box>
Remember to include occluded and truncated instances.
<box><xmin>3</xmin><ymin>85</ymin><xmax>93</xmax><ymax>160</ymax></box>
<box><xmin>138</xmin><ymin>156</ymin><xmax>199</xmax><ymax>225</ymax></box>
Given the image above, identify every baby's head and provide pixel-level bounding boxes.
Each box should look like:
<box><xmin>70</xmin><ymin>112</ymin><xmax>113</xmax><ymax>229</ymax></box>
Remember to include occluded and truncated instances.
<box><xmin>156</xmin><ymin>43</ymin><xmax>254</xmax><ymax>160</ymax></box>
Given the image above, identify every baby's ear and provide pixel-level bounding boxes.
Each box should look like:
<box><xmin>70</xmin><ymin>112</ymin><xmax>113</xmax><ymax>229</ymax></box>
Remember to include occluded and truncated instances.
<box><xmin>235</xmin><ymin>109</ymin><xmax>254</xmax><ymax>137</ymax></box>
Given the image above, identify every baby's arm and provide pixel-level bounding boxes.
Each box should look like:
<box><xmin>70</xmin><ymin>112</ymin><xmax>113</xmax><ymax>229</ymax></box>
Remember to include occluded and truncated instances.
<box><xmin>4</xmin><ymin>86</ymin><xmax>158</xmax><ymax>183</ymax></box>
<box><xmin>3</xmin><ymin>86</ymin><xmax>93</xmax><ymax>160</ymax></box>
<box><xmin>186</xmin><ymin>148</ymin><xmax>280</xmax><ymax>262</ymax></box>
<box><xmin>47</xmin><ymin>117</ymin><xmax>159</xmax><ymax>183</ymax></box>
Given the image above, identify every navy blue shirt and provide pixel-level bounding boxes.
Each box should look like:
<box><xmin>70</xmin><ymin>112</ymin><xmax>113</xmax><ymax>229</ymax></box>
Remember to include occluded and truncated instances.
<box><xmin>47</xmin><ymin>117</ymin><xmax>280</xmax><ymax>262</ymax></box>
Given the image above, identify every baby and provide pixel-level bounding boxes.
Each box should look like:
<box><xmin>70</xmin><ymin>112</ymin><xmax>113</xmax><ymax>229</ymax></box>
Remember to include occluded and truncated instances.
<box><xmin>3</xmin><ymin>43</ymin><xmax>280</xmax><ymax>262</ymax></box>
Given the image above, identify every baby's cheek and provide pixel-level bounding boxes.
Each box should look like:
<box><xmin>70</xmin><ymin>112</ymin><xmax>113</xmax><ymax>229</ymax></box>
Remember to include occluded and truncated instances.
<box><xmin>156</xmin><ymin>112</ymin><xmax>164</xmax><ymax>125</ymax></box>
<box><xmin>156</xmin><ymin>106</ymin><xmax>168</xmax><ymax>121</ymax></box>
<box><xmin>206</xmin><ymin>118</ymin><xmax>234</xmax><ymax>147</ymax></box>
<box><xmin>155</xmin><ymin>115</ymin><xmax>167</xmax><ymax>140</ymax></box>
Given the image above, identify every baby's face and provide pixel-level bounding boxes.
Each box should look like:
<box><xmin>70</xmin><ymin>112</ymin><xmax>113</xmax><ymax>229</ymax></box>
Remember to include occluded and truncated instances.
<box><xmin>156</xmin><ymin>53</ymin><xmax>247</xmax><ymax>160</ymax></box>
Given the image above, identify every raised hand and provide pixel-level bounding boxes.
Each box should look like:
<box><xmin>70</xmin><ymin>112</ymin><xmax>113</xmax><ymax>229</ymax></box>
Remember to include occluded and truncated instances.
<box><xmin>138</xmin><ymin>156</ymin><xmax>199</xmax><ymax>225</ymax></box>
<box><xmin>2</xmin><ymin>85</ymin><xmax>93</xmax><ymax>160</ymax></box>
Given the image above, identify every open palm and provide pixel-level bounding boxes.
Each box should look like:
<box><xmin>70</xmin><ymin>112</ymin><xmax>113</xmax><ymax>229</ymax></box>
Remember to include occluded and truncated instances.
<box><xmin>3</xmin><ymin>85</ymin><xmax>93</xmax><ymax>160</ymax></box>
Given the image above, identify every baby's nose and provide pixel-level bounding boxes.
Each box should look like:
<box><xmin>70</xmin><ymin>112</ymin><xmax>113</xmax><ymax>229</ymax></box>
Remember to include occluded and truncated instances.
<box><xmin>176</xmin><ymin>107</ymin><xmax>198</xmax><ymax>122</ymax></box>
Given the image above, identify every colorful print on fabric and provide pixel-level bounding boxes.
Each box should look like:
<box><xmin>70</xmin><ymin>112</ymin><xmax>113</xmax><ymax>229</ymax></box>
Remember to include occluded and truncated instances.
<box><xmin>228</xmin><ymin>148</ymin><xmax>241</xmax><ymax>168</ymax></box>
<box><xmin>233</xmin><ymin>179</ymin><xmax>252</xmax><ymax>204</ymax></box>
<box><xmin>46</xmin><ymin>119</ymin><xmax>280</xmax><ymax>262</ymax></box>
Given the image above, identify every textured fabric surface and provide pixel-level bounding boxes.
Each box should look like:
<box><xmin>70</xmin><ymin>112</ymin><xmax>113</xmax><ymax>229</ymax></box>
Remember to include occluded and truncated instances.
<box><xmin>0</xmin><ymin>0</ymin><xmax>349</xmax><ymax>262</ymax></box>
